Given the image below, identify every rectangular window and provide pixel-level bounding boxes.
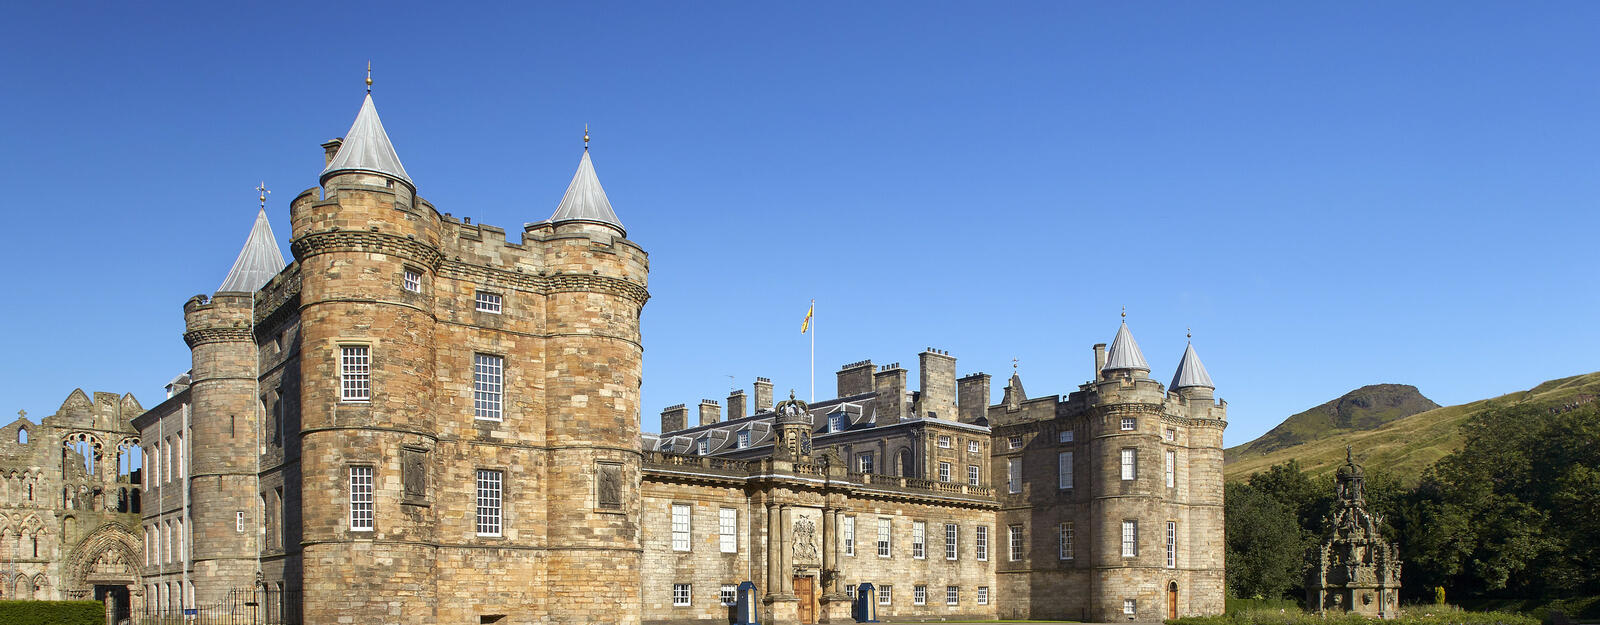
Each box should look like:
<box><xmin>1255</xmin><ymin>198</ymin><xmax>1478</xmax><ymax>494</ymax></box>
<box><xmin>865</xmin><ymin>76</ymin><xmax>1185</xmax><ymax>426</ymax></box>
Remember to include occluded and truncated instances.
<box><xmin>975</xmin><ymin>525</ymin><xmax>988</xmax><ymax>561</ymax></box>
<box><xmin>736</xmin><ymin>430</ymin><xmax>750</xmax><ymax>448</ymax></box>
<box><xmin>858</xmin><ymin>453</ymin><xmax>874</xmax><ymax>474</ymax></box>
<box><xmin>1007</xmin><ymin>457</ymin><xmax>1022</xmax><ymax>493</ymax></box>
<box><xmin>1166</xmin><ymin>521</ymin><xmax>1177</xmax><ymax>568</ymax></box>
<box><xmin>473</xmin><ymin>353</ymin><xmax>504</xmax><ymax>420</ymax></box>
<box><xmin>697</xmin><ymin>439</ymin><xmax>709</xmax><ymax>455</ymax></box>
<box><xmin>475</xmin><ymin>290</ymin><xmax>502</xmax><ymax>313</ymax></box>
<box><xmin>877</xmin><ymin>518</ymin><xmax>892</xmax><ymax>557</ymax></box>
<box><xmin>938</xmin><ymin>462</ymin><xmax>951</xmax><ymax>482</ymax></box>
<box><xmin>1008</xmin><ymin>435</ymin><xmax>1022</xmax><ymax>449</ymax></box>
<box><xmin>913</xmin><ymin>585</ymin><xmax>927</xmax><ymax>605</ymax></box>
<box><xmin>845</xmin><ymin>584</ymin><xmax>856</xmax><ymax>599</ymax></box>
<box><xmin>476</xmin><ymin>469</ymin><xmax>503</xmax><ymax>537</ymax></box>
<box><xmin>968</xmin><ymin>464</ymin><xmax>980</xmax><ymax>486</ymax></box>
<box><xmin>1166</xmin><ymin>450</ymin><xmax>1176</xmax><ymax>488</ymax></box>
<box><xmin>1059</xmin><ymin>429</ymin><xmax>1074</xmax><ymax>443</ymax></box>
<box><xmin>719</xmin><ymin>508</ymin><xmax>737</xmax><ymax>553</ymax></box>
<box><xmin>402</xmin><ymin>268</ymin><xmax>421</xmax><ymax>293</ymax></box>
<box><xmin>1059</xmin><ymin>451</ymin><xmax>1074</xmax><ymax>490</ymax></box>
<box><xmin>1008</xmin><ymin>524</ymin><xmax>1024</xmax><ymax>561</ymax></box>
<box><xmin>1120</xmin><ymin>417</ymin><xmax>1136</xmax><ymax>431</ymax></box>
<box><xmin>177</xmin><ymin>432</ymin><xmax>184</xmax><ymax>481</ymax></box>
<box><xmin>720</xmin><ymin>584</ymin><xmax>737</xmax><ymax>606</ymax></box>
<box><xmin>1125</xmin><ymin>599</ymin><xmax>1137</xmax><ymax>616</ymax></box>
<box><xmin>340</xmin><ymin>345</ymin><xmax>370</xmax><ymax>402</ymax></box>
<box><xmin>946</xmin><ymin>585</ymin><xmax>959</xmax><ymax>605</ymax></box>
<box><xmin>673</xmin><ymin>583</ymin><xmax>691</xmax><ymax>607</ymax></box>
<box><xmin>349</xmin><ymin>466</ymin><xmax>374</xmax><ymax>531</ymax></box>
<box><xmin>937</xmin><ymin>435</ymin><xmax>951</xmax><ymax>448</ymax></box>
<box><xmin>945</xmin><ymin>523</ymin><xmax>959</xmax><ymax>560</ymax></box>
<box><xmin>968</xmin><ymin>440</ymin><xmax>980</xmax><ymax>454</ymax></box>
<box><xmin>878</xmin><ymin>584</ymin><xmax>892</xmax><ymax>605</ymax></box>
<box><xmin>671</xmin><ymin>504</ymin><xmax>691</xmax><ymax>552</ymax></box>
<box><xmin>1121</xmin><ymin>448</ymin><xmax>1137</xmax><ymax>481</ymax></box>
<box><xmin>843</xmin><ymin>516</ymin><xmax>855</xmax><ymax>556</ymax></box>
<box><xmin>236</xmin><ymin>511</ymin><xmax>245</xmax><ymax>533</ymax></box>
<box><xmin>1121</xmin><ymin>520</ymin><xmax>1138</xmax><ymax>557</ymax></box>
<box><xmin>829</xmin><ymin>413</ymin><xmax>846</xmax><ymax>433</ymax></box>
<box><xmin>977</xmin><ymin>586</ymin><xmax>989</xmax><ymax>605</ymax></box>
<box><xmin>1164</xmin><ymin>427</ymin><xmax>1177</xmax><ymax>441</ymax></box>
<box><xmin>912</xmin><ymin>521</ymin><xmax>926</xmax><ymax>559</ymax></box>
<box><xmin>1059</xmin><ymin>522</ymin><xmax>1075</xmax><ymax>560</ymax></box>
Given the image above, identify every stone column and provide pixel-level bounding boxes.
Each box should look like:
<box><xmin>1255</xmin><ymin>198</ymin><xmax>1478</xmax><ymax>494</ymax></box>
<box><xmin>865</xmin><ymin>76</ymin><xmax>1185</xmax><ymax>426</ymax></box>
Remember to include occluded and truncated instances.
<box><xmin>779</xmin><ymin>505</ymin><xmax>794</xmax><ymax>594</ymax></box>
<box><xmin>766</xmin><ymin>501</ymin><xmax>782</xmax><ymax>600</ymax></box>
<box><xmin>821</xmin><ymin>507</ymin><xmax>834</xmax><ymax>580</ymax></box>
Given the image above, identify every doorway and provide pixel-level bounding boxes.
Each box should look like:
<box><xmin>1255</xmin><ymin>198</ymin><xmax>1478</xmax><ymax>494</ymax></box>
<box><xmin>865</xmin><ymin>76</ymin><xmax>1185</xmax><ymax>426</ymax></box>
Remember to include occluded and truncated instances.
<box><xmin>95</xmin><ymin>584</ymin><xmax>130</xmax><ymax>623</ymax></box>
<box><xmin>793</xmin><ymin>576</ymin><xmax>815</xmax><ymax>624</ymax></box>
<box><xmin>1168</xmin><ymin>581</ymin><xmax>1178</xmax><ymax>619</ymax></box>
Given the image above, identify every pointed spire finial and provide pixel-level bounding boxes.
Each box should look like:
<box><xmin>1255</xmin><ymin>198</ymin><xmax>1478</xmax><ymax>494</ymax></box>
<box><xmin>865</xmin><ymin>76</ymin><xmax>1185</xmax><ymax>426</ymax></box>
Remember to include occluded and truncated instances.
<box><xmin>366</xmin><ymin>61</ymin><xmax>373</xmax><ymax>93</ymax></box>
<box><xmin>584</xmin><ymin>123</ymin><xmax>590</xmax><ymax>150</ymax></box>
<box><xmin>1121</xmin><ymin>305</ymin><xmax>1126</xmax><ymax>320</ymax></box>
<box><xmin>1346</xmin><ymin>445</ymin><xmax>1354</xmax><ymax>463</ymax></box>
<box><xmin>1187</xmin><ymin>327</ymin><xmax>1192</xmax><ymax>340</ymax></box>
<box><xmin>256</xmin><ymin>181</ymin><xmax>271</xmax><ymax>210</ymax></box>
<box><xmin>1013</xmin><ymin>358</ymin><xmax>1018</xmax><ymax>373</ymax></box>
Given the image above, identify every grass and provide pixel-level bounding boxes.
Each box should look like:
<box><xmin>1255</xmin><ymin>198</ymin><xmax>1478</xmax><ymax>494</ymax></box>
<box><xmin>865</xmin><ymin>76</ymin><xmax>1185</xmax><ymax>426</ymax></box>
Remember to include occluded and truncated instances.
<box><xmin>1224</xmin><ymin>371</ymin><xmax>1600</xmax><ymax>485</ymax></box>
<box><xmin>1170</xmin><ymin>605</ymin><xmax>1538</xmax><ymax>625</ymax></box>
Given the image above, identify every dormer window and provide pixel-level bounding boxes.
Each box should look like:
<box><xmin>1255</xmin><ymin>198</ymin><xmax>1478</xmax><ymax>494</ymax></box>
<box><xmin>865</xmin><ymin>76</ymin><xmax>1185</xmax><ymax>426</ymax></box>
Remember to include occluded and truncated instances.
<box><xmin>736</xmin><ymin>430</ymin><xmax>750</xmax><ymax>449</ymax></box>
<box><xmin>828</xmin><ymin>413</ymin><xmax>846</xmax><ymax>433</ymax></box>
<box><xmin>475</xmin><ymin>291</ymin><xmax>503</xmax><ymax>313</ymax></box>
<box><xmin>697</xmin><ymin>439</ymin><xmax>710</xmax><ymax>455</ymax></box>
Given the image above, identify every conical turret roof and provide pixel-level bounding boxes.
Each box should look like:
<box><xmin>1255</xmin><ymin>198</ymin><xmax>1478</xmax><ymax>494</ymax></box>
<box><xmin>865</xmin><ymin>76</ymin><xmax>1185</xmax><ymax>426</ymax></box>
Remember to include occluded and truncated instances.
<box><xmin>218</xmin><ymin>208</ymin><xmax>286</xmax><ymax>293</ymax></box>
<box><xmin>1101</xmin><ymin>321</ymin><xmax>1151</xmax><ymax>373</ymax></box>
<box><xmin>548</xmin><ymin>150</ymin><xmax>625</xmax><ymax>235</ymax></box>
<box><xmin>321</xmin><ymin>93</ymin><xmax>413</xmax><ymax>187</ymax></box>
<box><xmin>1169</xmin><ymin>342</ymin><xmax>1215</xmax><ymax>390</ymax></box>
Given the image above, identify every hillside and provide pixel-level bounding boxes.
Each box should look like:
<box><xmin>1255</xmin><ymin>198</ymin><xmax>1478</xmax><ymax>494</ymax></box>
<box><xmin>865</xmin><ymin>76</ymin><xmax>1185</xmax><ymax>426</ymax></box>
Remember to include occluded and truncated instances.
<box><xmin>1224</xmin><ymin>383</ymin><xmax>1439</xmax><ymax>462</ymax></box>
<box><xmin>1224</xmin><ymin>371</ymin><xmax>1600</xmax><ymax>484</ymax></box>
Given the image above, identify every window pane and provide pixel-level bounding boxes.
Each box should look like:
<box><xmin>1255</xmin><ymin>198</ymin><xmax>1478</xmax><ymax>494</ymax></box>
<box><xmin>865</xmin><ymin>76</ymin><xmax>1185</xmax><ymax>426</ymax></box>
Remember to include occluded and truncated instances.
<box><xmin>349</xmin><ymin>466</ymin><xmax>374</xmax><ymax>531</ymax></box>
<box><xmin>672</xmin><ymin>504</ymin><xmax>691</xmax><ymax>552</ymax></box>
<box><xmin>340</xmin><ymin>346</ymin><xmax>370</xmax><ymax>401</ymax></box>
<box><xmin>474</xmin><ymin>354</ymin><xmax>504</xmax><ymax>420</ymax></box>
<box><xmin>476</xmin><ymin>470</ymin><xmax>502</xmax><ymax>536</ymax></box>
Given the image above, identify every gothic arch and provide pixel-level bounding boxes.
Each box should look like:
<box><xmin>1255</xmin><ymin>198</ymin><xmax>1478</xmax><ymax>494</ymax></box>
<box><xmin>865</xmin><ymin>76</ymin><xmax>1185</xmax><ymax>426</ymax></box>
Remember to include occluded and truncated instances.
<box><xmin>64</xmin><ymin>522</ymin><xmax>142</xmax><ymax>592</ymax></box>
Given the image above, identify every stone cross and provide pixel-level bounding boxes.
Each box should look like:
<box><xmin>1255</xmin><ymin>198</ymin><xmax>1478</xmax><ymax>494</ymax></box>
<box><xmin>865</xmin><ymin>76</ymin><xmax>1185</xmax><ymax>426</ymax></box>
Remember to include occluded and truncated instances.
<box><xmin>17</xmin><ymin>409</ymin><xmax>25</xmax><ymax>420</ymax></box>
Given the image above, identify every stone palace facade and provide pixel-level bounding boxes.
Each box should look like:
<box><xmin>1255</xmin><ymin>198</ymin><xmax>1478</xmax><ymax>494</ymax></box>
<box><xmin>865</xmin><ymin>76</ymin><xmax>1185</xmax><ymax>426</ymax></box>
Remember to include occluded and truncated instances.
<box><xmin>2</xmin><ymin>87</ymin><xmax>1227</xmax><ymax>624</ymax></box>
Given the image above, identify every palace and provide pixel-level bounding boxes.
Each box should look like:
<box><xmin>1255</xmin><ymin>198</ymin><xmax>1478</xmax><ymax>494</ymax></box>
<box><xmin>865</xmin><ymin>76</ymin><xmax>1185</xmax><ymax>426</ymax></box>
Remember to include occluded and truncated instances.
<box><xmin>0</xmin><ymin>86</ymin><xmax>1226</xmax><ymax>625</ymax></box>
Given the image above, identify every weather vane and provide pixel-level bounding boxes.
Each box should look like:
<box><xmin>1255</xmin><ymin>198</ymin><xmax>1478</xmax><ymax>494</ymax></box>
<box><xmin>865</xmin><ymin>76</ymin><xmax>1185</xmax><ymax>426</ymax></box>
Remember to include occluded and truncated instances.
<box><xmin>366</xmin><ymin>61</ymin><xmax>373</xmax><ymax>93</ymax></box>
<box><xmin>1187</xmin><ymin>327</ymin><xmax>1192</xmax><ymax>340</ymax></box>
<box><xmin>257</xmin><ymin>181</ymin><xmax>271</xmax><ymax>210</ymax></box>
<box><xmin>1012</xmin><ymin>358</ymin><xmax>1018</xmax><ymax>373</ymax></box>
<box><xmin>584</xmin><ymin>123</ymin><xmax>590</xmax><ymax>150</ymax></box>
<box><xmin>1121</xmin><ymin>305</ymin><xmax>1126</xmax><ymax>320</ymax></box>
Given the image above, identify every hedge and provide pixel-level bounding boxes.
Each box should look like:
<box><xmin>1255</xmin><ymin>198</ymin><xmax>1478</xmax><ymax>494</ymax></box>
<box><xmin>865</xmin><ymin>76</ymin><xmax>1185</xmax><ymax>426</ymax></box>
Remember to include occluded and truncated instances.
<box><xmin>0</xmin><ymin>600</ymin><xmax>105</xmax><ymax>625</ymax></box>
<box><xmin>1168</xmin><ymin>607</ymin><xmax>1539</xmax><ymax>625</ymax></box>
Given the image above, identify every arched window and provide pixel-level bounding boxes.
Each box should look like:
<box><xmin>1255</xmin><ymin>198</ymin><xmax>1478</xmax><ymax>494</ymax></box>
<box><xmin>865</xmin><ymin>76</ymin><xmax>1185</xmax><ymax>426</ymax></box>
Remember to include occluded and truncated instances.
<box><xmin>16</xmin><ymin>428</ymin><xmax>26</xmax><ymax>445</ymax></box>
<box><xmin>897</xmin><ymin>448</ymin><xmax>914</xmax><ymax>477</ymax></box>
<box><xmin>30</xmin><ymin>534</ymin><xmax>37</xmax><ymax>558</ymax></box>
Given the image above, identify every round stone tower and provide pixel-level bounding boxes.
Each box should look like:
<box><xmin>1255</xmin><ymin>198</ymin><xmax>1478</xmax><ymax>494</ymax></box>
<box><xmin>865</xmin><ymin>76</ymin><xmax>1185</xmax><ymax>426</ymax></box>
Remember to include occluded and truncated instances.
<box><xmin>524</xmin><ymin>145</ymin><xmax>649</xmax><ymax>625</ymax></box>
<box><xmin>289</xmin><ymin>92</ymin><xmax>444</xmax><ymax>622</ymax></box>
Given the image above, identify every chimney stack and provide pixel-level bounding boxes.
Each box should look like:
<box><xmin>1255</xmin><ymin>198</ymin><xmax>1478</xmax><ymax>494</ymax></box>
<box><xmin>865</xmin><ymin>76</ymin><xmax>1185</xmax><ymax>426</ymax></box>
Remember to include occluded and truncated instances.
<box><xmin>837</xmin><ymin>360</ymin><xmax>875</xmax><ymax>397</ymax></box>
<box><xmin>872</xmin><ymin>363</ymin><xmax>908</xmax><ymax>425</ymax></box>
<box><xmin>918</xmin><ymin>348</ymin><xmax>957</xmax><ymax>420</ymax></box>
<box><xmin>727</xmin><ymin>390</ymin><xmax>747</xmax><ymax>420</ymax></box>
<box><xmin>660</xmin><ymin>404</ymin><xmax>689</xmax><ymax>434</ymax></box>
<box><xmin>698</xmin><ymin>399</ymin><xmax>721</xmax><ymax>426</ymax></box>
<box><xmin>753</xmin><ymin>377</ymin><xmax>774</xmax><ymax>413</ymax></box>
<box><xmin>1093</xmin><ymin>343</ymin><xmax>1107</xmax><ymax>380</ymax></box>
<box><xmin>321</xmin><ymin>138</ymin><xmax>344</xmax><ymax>168</ymax></box>
<box><xmin>957</xmin><ymin>372</ymin><xmax>991</xmax><ymax>424</ymax></box>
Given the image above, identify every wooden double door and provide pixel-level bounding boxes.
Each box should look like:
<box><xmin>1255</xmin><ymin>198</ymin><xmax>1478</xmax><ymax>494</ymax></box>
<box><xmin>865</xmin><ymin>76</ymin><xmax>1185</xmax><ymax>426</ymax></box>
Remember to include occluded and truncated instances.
<box><xmin>794</xmin><ymin>576</ymin><xmax>817</xmax><ymax>624</ymax></box>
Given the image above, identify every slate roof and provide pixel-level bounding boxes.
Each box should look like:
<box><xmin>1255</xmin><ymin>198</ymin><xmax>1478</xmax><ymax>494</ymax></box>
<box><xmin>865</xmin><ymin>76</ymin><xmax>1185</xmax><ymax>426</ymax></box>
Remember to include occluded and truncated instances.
<box><xmin>218</xmin><ymin>208</ymin><xmax>286</xmax><ymax>293</ymax></box>
<box><xmin>1101</xmin><ymin>321</ymin><xmax>1151</xmax><ymax>373</ymax></box>
<box><xmin>321</xmin><ymin>94</ymin><xmax>413</xmax><ymax>187</ymax></box>
<box><xmin>1169</xmin><ymin>342</ymin><xmax>1216</xmax><ymax>390</ymax></box>
<box><xmin>547</xmin><ymin>150</ymin><xmax>624</xmax><ymax>235</ymax></box>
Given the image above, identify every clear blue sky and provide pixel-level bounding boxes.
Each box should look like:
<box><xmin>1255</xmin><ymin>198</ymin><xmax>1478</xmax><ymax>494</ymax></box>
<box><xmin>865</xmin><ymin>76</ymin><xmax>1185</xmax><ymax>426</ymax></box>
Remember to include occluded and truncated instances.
<box><xmin>2</xmin><ymin>2</ymin><xmax>1596</xmax><ymax>447</ymax></box>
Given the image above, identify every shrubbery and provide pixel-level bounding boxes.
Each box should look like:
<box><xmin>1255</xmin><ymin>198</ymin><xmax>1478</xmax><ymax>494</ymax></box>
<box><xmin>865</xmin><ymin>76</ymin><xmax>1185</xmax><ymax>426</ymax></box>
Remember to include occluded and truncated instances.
<box><xmin>0</xmin><ymin>600</ymin><xmax>105</xmax><ymax>625</ymax></box>
<box><xmin>1169</xmin><ymin>607</ymin><xmax>1538</xmax><ymax>625</ymax></box>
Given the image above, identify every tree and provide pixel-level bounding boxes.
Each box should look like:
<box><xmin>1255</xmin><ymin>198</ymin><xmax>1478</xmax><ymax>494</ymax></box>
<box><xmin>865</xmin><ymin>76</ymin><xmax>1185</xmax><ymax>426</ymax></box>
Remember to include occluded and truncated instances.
<box><xmin>1225</xmin><ymin>481</ymin><xmax>1307</xmax><ymax>600</ymax></box>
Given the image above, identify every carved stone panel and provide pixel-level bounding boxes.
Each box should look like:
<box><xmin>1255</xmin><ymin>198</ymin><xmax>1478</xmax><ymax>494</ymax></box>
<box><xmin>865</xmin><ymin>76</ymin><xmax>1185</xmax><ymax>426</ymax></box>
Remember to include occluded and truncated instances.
<box><xmin>401</xmin><ymin>446</ymin><xmax>429</xmax><ymax>505</ymax></box>
<box><xmin>597</xmin><ymin>462</ymin><xmax>623</xmax><ymax>510</ymax></box>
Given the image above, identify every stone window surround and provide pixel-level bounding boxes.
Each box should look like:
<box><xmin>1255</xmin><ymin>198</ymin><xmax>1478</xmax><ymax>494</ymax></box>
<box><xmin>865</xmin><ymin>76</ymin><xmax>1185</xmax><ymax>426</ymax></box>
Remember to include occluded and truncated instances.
<box><xmin>401</xmin><ymin>266</ymin><xmax>422</xmax><ymax>293</ymax></box>
<box><xmin>349</xmin><ymin>464</ymin><xmax>375</xmax><ymax>532</ymax></box>
<box><xmin>474</xmin><ymin>290</ymin><xmax>503</xmax><ymax>314</ymax></box>
<box><xmin>338</xmin><ymin>342</ymin><xmax>372</xmax><ymax>403</ymax></box>
<box><xmin>473</xmin><ymin>352</ymin><xmax>505</xmax><ymax>421</ymax></box>
<box><xmin>1121</xmin><ymin>520</ymin><xmax>1138</xmax><ymax>557</ymax></box>
<box><xmin>1120</xmin><ymin>448</ymin><xmax>1137</xmax><ymax>481</ymax></box>
<box><xmin>476</xmin><ymin>468</ymin><xmax>505</xmax><ymax>537</ymax></box>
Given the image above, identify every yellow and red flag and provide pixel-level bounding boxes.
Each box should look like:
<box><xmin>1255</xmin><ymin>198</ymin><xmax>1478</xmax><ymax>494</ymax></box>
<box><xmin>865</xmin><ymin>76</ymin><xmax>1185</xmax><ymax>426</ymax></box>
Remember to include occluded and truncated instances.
<box><xmin>801</xmin><ymin>301</ymin><xmax>814</xmax><ymax>334</ymax></box>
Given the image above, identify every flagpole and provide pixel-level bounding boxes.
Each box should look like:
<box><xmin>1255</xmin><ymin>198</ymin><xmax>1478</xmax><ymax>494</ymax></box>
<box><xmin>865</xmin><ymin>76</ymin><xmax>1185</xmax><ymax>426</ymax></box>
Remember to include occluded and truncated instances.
<box><xmin>809</xmin><ymin>299</ymin><xmax>815</xmax><ymax>403</ymax></box>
